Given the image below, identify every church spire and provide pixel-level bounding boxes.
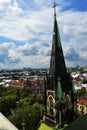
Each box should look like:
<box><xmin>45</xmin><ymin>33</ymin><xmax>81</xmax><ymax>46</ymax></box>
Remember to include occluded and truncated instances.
<box><xmin>43</xmin><ymin>4</ymin><xmax>75</xmax><ymax>127</ymax></box>
<box><xmin>50</xmin><ymin>3</ymin><xmax>67</xmax><ymax>88</ymax></box>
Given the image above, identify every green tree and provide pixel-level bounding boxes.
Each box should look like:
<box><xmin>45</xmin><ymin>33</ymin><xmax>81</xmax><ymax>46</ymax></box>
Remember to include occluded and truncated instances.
<box><xmin>83</xmin><ymin>78</ymin><xmax>87</xmax><ymax>84</ymax></box>
<box><xmin>2</xmin><ymin>88</ymin><xmax>18</xmax><ymax>97</ymax></box>
<box><xmin>76</xmin><ymin>87</ymin><xmax>86</xmax><ymax>98</ymax></box>
<box><xmin>19</xmin><ymin>94</ymin><xmax>36</xmax><ymax>108</ymax></box>
<box><xmin>19</xmin><ymin>88</ymin><xmax>31</xmax><ymax>98</ymax></box>
<box><xmin>8</xmin><ymin>108</ymin><xmax>25</xmax><ymax>129</ymax></box>
<box><xmin>8</xmin><ymin>103</ymin><xmax>41</xmax><ymax>130</ymax></box>
<box><xmin>0</xmin><ymin>98</ymin><xmax>7</xmax><ymax>115</ymax></box>
<box><xmin>0</xmin><ymin>84</ymin><xmax>4</xmax><ymax>97</ymax></box>
<box><xmin>31</xmin><ymin>103</ymin><xmax>41</xmax><ymax>129</ymax></box>
<box><xmin>36</xmin><ymin>94</ymin><xmax>42</xmax><ymax>104</ymax></box>
<box><xmin>19</xmin><ymin>97</ymin><xmax>30</xmax><ymax>107</ymax></box>
<box><xmin>0</xmin><ymin>95</ymin><xmax>17</xmax><ymax>116</ymax></box>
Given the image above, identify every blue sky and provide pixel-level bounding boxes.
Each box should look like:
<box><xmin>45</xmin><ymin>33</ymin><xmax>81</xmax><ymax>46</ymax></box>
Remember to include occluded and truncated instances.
<box><xmin>0</xmin><ymin>0</ymin><xmax>87</xmax><ymax>69</ymax></box>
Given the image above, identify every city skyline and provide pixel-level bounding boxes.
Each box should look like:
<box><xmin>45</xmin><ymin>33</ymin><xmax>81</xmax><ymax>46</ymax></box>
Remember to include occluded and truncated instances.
<box><xmin>0</xmin><ymin>0</ymin><xmax>87</xmax><ymax>69</ymax></box>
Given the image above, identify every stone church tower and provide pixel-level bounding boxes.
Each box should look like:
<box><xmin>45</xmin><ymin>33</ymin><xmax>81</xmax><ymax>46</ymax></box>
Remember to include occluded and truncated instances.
<box><xmin>43</xmin><ymin>3</ymin><xmax>75</xmax><ymax>127</ymax></box>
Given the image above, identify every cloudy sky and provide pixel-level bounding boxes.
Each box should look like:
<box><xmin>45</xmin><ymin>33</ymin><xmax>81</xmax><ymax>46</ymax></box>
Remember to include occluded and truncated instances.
<box><xmin>0</xmin><ymin>0</ymin><xmax>87</xmax><ymax>69</ymax></box>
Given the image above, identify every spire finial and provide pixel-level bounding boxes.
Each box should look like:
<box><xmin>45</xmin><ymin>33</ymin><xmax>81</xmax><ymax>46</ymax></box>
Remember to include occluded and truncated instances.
<box><xmin>52</xmin><ymin>2</ymin><xmax>57</xmax><ymax>18</ymax></box>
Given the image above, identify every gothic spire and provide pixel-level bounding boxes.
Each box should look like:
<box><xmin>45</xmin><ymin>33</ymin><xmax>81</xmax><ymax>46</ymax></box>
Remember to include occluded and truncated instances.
<box><xmin>50</xmin><ymin>2</ymin><xmax>67</xmax><ymax>88</ymax></box>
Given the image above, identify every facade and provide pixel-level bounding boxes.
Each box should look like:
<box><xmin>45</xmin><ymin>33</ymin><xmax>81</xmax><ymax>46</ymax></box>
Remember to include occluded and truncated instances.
<box><xmin>43</xmin><ymin>4</ymin><xmax>75</xmax><ymax>127</ymax></box>
<box><xmin>9</xmin><ymin>78</ymin><xmax>43</xmax><ymax>94</ymax></box>
<box><xmin>77</xmin><ymin>99</ymin><xmax>87</xmax><ymax>115</ymax></box>
<box><xmin>9</xmin><ymin>79</ymin><xmax>30</xmax><ymax>89</ymax></box>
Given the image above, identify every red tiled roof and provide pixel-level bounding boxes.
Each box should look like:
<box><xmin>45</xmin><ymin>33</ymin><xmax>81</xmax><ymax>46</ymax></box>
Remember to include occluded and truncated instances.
<box><xmin>78</xmin><ymin>99</ymin><xmax>87</xmax><ymax>106</ymax></box>
<box><xmin>9</xmin><ymin>79</ymin><xmax>43</xmax><ymax>87</ymax></box>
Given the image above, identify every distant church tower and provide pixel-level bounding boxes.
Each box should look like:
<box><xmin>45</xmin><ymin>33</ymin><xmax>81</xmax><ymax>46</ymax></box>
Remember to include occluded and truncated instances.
<box><xmin>43</xmin><ymin>3</ymin><xmax>75</xmax><ymax>127</ymax></box>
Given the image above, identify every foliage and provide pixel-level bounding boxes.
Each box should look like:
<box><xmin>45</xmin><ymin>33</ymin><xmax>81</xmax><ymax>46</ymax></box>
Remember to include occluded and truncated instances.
<box><xmin>8</xmin><ymin>108</ymin><xmax>24</xmax><ymax>129</ymax></box>
<box><xmin>0</xmin><ymin>84</ymin><xmax>3</xmax><ymax>90</ymax></box>
<box><xmin>0</xmin><ymin>95</ymin><xmax>17</xmax><ymax>116</ymax></box>
<box><xmin>19</xmin><ymin>97</ymin><xmax>35</xmax><ymax>107</ymax></box>
<box><xmin>82</xmin><ymin>78</ymin><xmax>87</xmax><ymax>84</ymax></box>
<box><xmin>8</xmin><ymin>103</ymin><xmax>42</xmax><ymax>130</ymax></box>
<box><xmin>11</xmin><ymin>74</ymin><xmax>19</xmax><ymax>80</ymax></box>
<box><xmin>36</xmin><ymin>94</ymin><xmax>42</xmax><ymax>104</ymax></box>
<box><xmin>76</xmin><ymin>88</ymin><xmax>86</xmax><ymax>98</ymax></box>
<box><xmin>0</xmin><ymin>85</ymin><xmax>3</xmax><ymax>97</ymax></box>
<box><xmin>0</xmin><ymin>87</ymin><xmax>43</xmax><ymax>129</ymax></box>
<box><xmin>19</xmin><ymin>88</ymin><xmax>31</xmax><ymax>98</ymax></box>
<box><xmin>2</xmin><ymin>88</ymin><xmax>18</xmax><ymax>97</ymax></box>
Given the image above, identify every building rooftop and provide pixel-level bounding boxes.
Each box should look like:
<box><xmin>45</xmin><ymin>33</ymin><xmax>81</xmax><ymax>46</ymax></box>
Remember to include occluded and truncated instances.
<box><xmin>78</xmin><ymin>99</ymin><xmax>87</xmax><ymax>106</ymax></box>
<box><xmin>64</xmin><ymin>114</ymin><xmax>87</xmax><ymax>130</ymax></box>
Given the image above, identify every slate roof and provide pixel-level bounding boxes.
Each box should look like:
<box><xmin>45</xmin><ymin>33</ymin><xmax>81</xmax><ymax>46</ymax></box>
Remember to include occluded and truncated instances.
<box><xmin>64</xmin><ymin>114</ymin><xmax>87</xmax><ymax>130</ymax></box>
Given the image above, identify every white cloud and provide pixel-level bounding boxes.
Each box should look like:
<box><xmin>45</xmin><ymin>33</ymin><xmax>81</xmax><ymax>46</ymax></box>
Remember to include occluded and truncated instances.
<box><xmin>57</xmin><ymin>10</ymin><xmax>87</xmax><ymax>67</ymax></box>
<box><xmin>0</xmin><ymin>0</ymin><xmax>87</xmax><ymax>68</ymax></box>
<box><xmin>0</xmin><ymin>2</ymin><xmax>53</xmax><ymax>41</ymax></box>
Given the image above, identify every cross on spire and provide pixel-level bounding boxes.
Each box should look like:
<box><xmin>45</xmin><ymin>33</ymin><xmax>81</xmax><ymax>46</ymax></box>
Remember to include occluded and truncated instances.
<box><xmin>52</xmin><ymin>2</ymin><xmax>57</xmax><ymax>18</ymax></box>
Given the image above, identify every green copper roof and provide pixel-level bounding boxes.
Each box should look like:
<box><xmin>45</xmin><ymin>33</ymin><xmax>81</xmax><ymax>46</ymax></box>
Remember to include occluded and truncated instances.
<box><xmin>57</xmin><ymin>77</ymin><xmax>63</xmax><ymax>101</ymax></box>
<box><xmin>72</xmin><ymin>78</ymin><xmax>75</xmax><ymax>93</ymax></box>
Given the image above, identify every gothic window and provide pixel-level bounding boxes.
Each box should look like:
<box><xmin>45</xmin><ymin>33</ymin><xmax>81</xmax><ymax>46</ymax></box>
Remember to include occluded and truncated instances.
<box><xmin>65</xmin><ymin>94</ymin><xmax>72</xmax><ymax>109</ymax></box>
<box><xmin>47</xmin><ymin>95</ymin><xmax>55</xmax><ymax>115</ymax></box>
<box><xmin>49</xmin><ymin>96</ymin><xmax>53</xmax><ymax>108</ymax></box>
